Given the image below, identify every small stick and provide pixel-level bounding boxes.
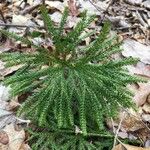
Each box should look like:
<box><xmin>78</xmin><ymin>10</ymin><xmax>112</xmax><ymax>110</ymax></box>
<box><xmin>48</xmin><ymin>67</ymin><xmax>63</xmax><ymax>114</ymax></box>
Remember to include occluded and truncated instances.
<box><xmin>136</xmin><ymin>10</ymin><xmax>148</xmax><ymax>28</ymax></box>
<box><xmin>113</xmin><ymin>111</ymin><xmax>125</xmax><ymax>148</ymax></box>
<box><xmin>0</xmin><ymin>23</ymin><xmax>38</xmax><ymax>28</ymax></box>
<box><xmin>20</xmin><ymin>3</ymin><xmax>41</xmax><ymax>15</ymax></box>
<box><xmin>0</xmin><ymin>23</ymin><xmax>99</xmax><ymax>30</ymax></box>
<box><xmin>0</xmin><ymin>10</ymin><xmax>6</xmax><ymax>23</ymax></box>
<box><xmin>89</xmin><ymin>0</ymin><xmax>103</xmax><ymax>12</ymax></box>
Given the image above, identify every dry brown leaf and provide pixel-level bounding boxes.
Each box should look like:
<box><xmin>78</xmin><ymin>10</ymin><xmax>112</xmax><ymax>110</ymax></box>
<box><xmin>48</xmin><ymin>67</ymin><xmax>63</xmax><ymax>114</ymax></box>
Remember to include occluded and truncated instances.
<box><xmin>118</xmin><ymin>132</ymin><xmax>128</xmax><ymax>139</ymax></box>
<box><xmin>123</xmin><ymin>144</ymin><xmax>150</xmax><ymax>150</ymax></box>
<box><xmin>127</xmin><ymin>62</ymin><xmax>150</xmax><ymax>78</ymax></box>
<box><xmin>121</xmin><ymin>111</ymin><xmax>144</xmax><ymax>132</ymax></box>
<box><xmin>50</xmin><ymin>12</ymin><xmax>62</xmax><ymax>24</ymax></box>
<box><xmin>0</xmin><ymin>39</ymin><xmax>14</xmax><ymax>52</ymax></box>
<box><xmin>133</xmin><ymin>83</ymin><xmax>150</xmax><ymax>106</ymax></box>
<box><xmin>113</xmin><ymin>144</ymin><xmax>122</xmax><ymax>150</ymax></box>
<box><xmin>67</xmin><ymin>16</ymin><xmax>80</xmax><ymax>28</ymax></box>
<box><xmin>145</xmin><ymin>140</ymin><xmax>150</xmax><ymax>147</ymax></box>
<box><xmin>143</xmin><ymin>1</ymin><xmax>150</xmax><ymax>9</ymax></box>
<box><xmin>46</xmin><ymin>1</ymin><xmax>64</xmax><ymax>12</ymax></box>
<box><xmin>0</xmin><ymin>64</ymin><xmax>23</xmax><ymax>77</ymax></box>
<box><xmin>113</xmin><ymin>144</ymin><xmax>150</xmax><ymax>150</ymax></box>
<box><xmin>107</xmin><ymin>109</ymin><xmax>144</xmax><ymax>134</ymax></box>
<box><xmin>122</xmin><ymin>39</ymin><xmax>150</xmax><ymax>64</ymax></box>
<box><xmin>0</xmin><ymin>131</ymin><xmax>9</xmax><ymax>145</ymax></box>
<box><xmin>127</xmin><ymin>83</ymin><xmax>150</xmax><ymax>106</ymax></box>
<box><xmin>0</xmin><ymin>84</ymin><xmax>10</xmax><ymax>102</ymax></box>
<box><xmin>0</xmin><ymin>109</ymin><xmax>16</xmax><ymax>129</ymax></box>
<box><xmin>0</xmin><ymin>124</ymin><xmax>26</xmax><ymax>150</ymax></box>
<box><xmin>0</xmin><ymin>85</ymin><xmax>25</xmax><ymax>129</ymax></box>
<box><xmin>78</xmin><ymin>0</ymin><xmax>109</xmax><ymax>15</ymax></box>
<box><xmin>68</xmin><ymin>0</ymin><xmax>79</xmax><ymax>17</ymax></box>
<box><xmin>142</xmin><ymin>114</ymin><xmax>150</xmax><ymax>122</ymax></box>
<box><xmin>12</xmin><ymin>14</ymin><xmax>31</xmax><ymax>26</ymax></box>
<box><xmin>142</xmin><ymin>103</ymin><xmax>150</xmax><ymax>114</ymax></box>
<box><xmin>124</xmin><ymin>0</ymin><xmax>143</xmax><ymax>5</ymax></box>
<box><xmin>19</xmin><ymin>143</ymin><xmax>31</xmax><ymax>150</ymax></box>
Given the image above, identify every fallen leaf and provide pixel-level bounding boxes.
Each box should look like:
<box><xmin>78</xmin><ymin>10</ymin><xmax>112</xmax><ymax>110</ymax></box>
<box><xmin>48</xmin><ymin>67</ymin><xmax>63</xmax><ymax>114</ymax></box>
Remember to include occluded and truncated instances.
<box><xmin>123</xmin><ymin>144</ymin><xmax>150</xmax><ymax>150</ymax></box>
<box><xmin>122</xmin><ymin>39</ymin><xmax>150</xmax><ymax>64</ymax></box>
<box><xmin>145</xmin><ymin>140</ymin><xmax>150</xmax><ymax>148</ymax></box>
<box><xmin>50</xmin><ymin>12</ymin><xmax>62</xmax><ymax>23</ymax></box>
<box><xmin>12</xmin><ymin>14</ymin><xmax>31</xmax><ymax>26</ymax></box>
<box><xmin>68</xmin><ymin>0</ymin><xmax>79</xmax><ymax>17</ymax></box>
<box><xmin>0</xmin><ymin>108</ymin><xmax>16</xmax><ymax>129</ymax></box>
<box><xmin>113</xmin><ymin>144</ymin><xmax>122</xmax><ymax>150</ymax></box>
<box><xmin>0</xmin><ymin>39</ymin><xmax>14</xmax><ymax>52</ymax></box>
<box><xmin>113</xmin><ymin>143</ymin><xmax>150</xmax><ymax>150</ymax></box>
<box><xmin>108</xmin><ymin>109</ymin><xmax>144</xmax><ymax>135</ymax></box>
<box><xmin>142</xmin><ymin>103</ymin><xmax>150</xmax><ymax>114</ymax></box>
<box><xmin>0</xmin><ymin>64</ymin><xmax>23</xmax><ymax>77</ymax></box>
<box><xmin>117</xmin><ymin>131</ymin><xmax>128</xmax><ymax>139</ymax></box>
<box><xmin>121</xmin><ymin>113</ymin><xmax>144</xmax><ymax>132</ymax></box>
<box><xmin>78</xmin><ymin>0</ymin><xmax>109</xmax><ymax>15</ymax></box>
<box><xmin>0</xmin><ymin>131</ymin><xmax>9</xmax><ymax>145</ymax></box>
<box><xmin>0</xmin><ymin>109</ymin><xmax>12</xmax><ymax>117</ymax></box>
<box><xmin>142</xmin><ymin>114</ymin><xmax>150</xmax><ymax>123</ymax></box>
<box><xmin>67</xmin><ymin>16</ymin><xmax>80</xmax><ymax>28</ymax></box>
<box><xmin>0</xmin><ymin>124</ymin><xmax>25</xmax><ymax>150</ymax></box>
<box><xmin>0</xmin><ymin>85</ymin><xmax>28</xmax><ymax>129</ymax></box>
<box><xmin>143</xmin><ymin>0</ymin><xmax>150</xmax><ymax>9</ymax></box>
<box><xmin>124</xmin><ymin>0</ymin><xmax>143</xmax><ymax>5</ymax></box>
<box><xmin>127</xmin><ymin>62</ymin><xmax>150</xmax><ymax>78</ymax></box>
<box><xmin>133</xmin><ymin>83</ymin><xmax>150</xmax><ymax>106</ymax></box>
<box><xmin>0</xmin><ymin>84</ymin><xmax>10</xmax><ymax>102</ymax></box>
<box><xmin>19</xmin><ymin>143</ymin><xmax>31</xmax><ymax>150</ymax></box>
<box><xmin>46</xmin><ymin>1</ymin><xmax>64</xmax><ymax>12</ymax></box>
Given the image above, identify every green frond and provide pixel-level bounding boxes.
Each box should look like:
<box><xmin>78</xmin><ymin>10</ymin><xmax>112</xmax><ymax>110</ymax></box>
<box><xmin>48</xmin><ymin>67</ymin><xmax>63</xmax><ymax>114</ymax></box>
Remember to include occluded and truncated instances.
<box><xmin>69</xmin><ymin>30</ymin><xmax>97</xmax><ymax>55</ymax></box>
<box><xmin>0</xmin><ymin>29</ymin><xmax>32</xmax><ymax>45</ymax></box>
<box><xmin>104</xmin><ymin>57</ymin><xmax>139</xmax><ymax>68</ymax></box>
<box><xmin>40</xmin><ymin>5</ymin><xmax>56</xmax><ymax>37</ymax></box>
<box><xmin>27</xmin><ymin>125</ymin><xmax>113</xmax><ymax>150</ymax></box>
<box><xmin>67</xmin><ymin>12</ymin><xmax>96</xmax><ymax>44</ymax></box>
<box><xmin>58</xmin><ymin>7</ymin><xmax>69</xmax><ymax>36</ymax></box>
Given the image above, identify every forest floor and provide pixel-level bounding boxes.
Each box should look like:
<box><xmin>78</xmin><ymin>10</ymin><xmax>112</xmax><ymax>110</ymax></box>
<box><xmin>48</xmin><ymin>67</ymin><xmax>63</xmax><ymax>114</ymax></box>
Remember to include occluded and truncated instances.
<box><xmin>0</xmin><ymin>0</ymin><xmax>150</xmax><ymax>149</ymax></box>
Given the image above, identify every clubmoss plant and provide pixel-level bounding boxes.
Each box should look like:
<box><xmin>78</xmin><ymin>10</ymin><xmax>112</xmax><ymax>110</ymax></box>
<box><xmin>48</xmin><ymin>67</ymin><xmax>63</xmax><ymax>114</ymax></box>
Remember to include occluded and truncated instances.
<box><xmin>27</xmin><ymin>125</ymin><xmax>114</xmax><ymax>150</ymax></box>
<box><xmin>0</xmin><ymin>5</ymin><xmax>143</xmax><ymax>149</ymax></box>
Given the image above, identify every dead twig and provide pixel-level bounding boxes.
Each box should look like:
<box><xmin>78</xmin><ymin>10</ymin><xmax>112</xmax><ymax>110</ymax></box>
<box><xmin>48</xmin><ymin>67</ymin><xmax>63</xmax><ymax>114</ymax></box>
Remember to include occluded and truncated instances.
<box><xmin>20</xmin><ymin>4</ymin><xmax>41</xmax><ymax>15</ymax></box>
<box><xmin>0</xmin><ymin>10</ymin><xmax>6</xmax><ymax>23</ymax></box>
<box><xmin>89</xmin><ymin>0</ymin><xmax>103</xmax><ymax>12</ymax></box>
<box><xmin>136</xmin><ymin>10</ymin><xmax>148</xmax><ymax>28</ymax></box>
<box><xmin>0</xmin><ymin>23</ymin><xmax>37</xmax><ymax>28</ymax></box>
<box><xmin>0</xmin><ymin>23</ymin><xmax>99</xmax><ymax>30</ymax></box>
<box><xmin>113</xmin><ymin>111</ymin><xmax>125</xmax><ymax>148</ymax></box>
